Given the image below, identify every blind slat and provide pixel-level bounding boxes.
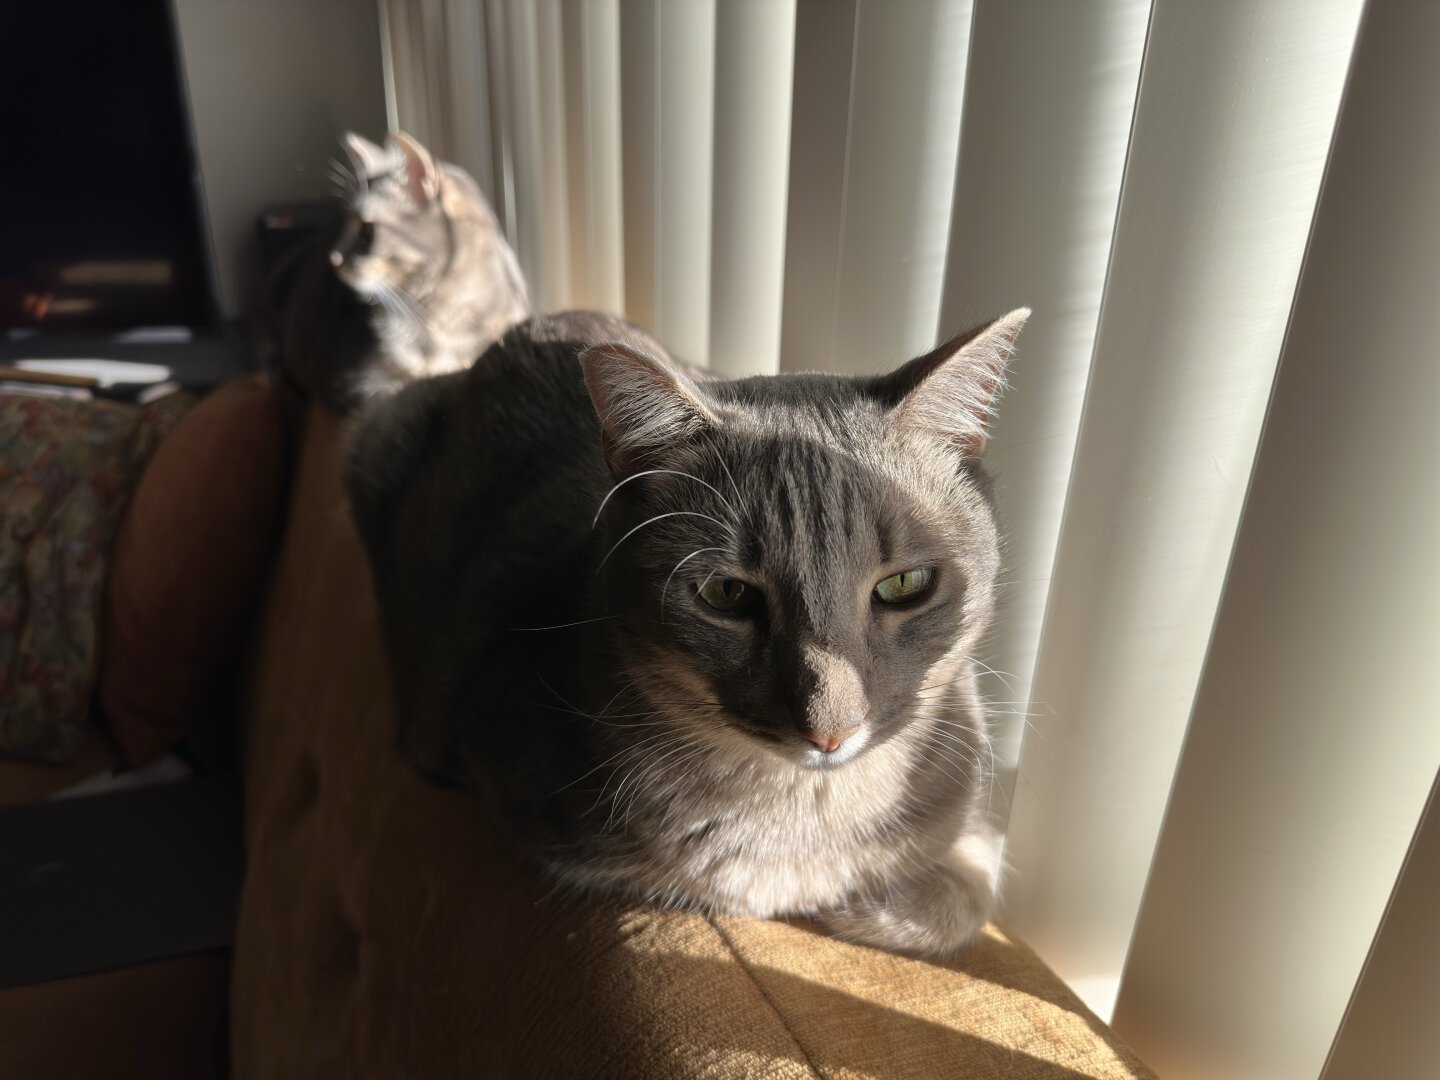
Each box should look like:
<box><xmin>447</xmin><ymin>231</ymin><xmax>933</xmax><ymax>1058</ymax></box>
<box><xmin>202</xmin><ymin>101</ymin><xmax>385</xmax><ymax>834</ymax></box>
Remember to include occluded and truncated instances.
<box><xmin>441</xmin><ymin>0</ymin><xmax>495</xmax><ymax>207</ymax></box>
<box><xmin>619</xmin><ymin>0</ymin><xmax>716</xmax><ymax>366</ymax></box>
<box><xmin>561</xmin><ymin>0</ymin><xmax>625</xmax><ymax>314</ymax></box>
<box><xmin>708</xmin><ymin>0</ymin><xmax>797</xmax><ymax>378</ymax></box>
<box><xmin>936</xmin><ymin>0</ymin><xmax>1150</xmax><ymax>835</ymax></box>
<box><xmin>777</xmin><ymin>0</ymin><xmax>858</xmax><ymax>373</ymax></box>
<box><xmin>504</xmin><ymin>0</ymin><xmax>571</xmax><ymax>310</ymax></box>
<box><xmin>1000</xmin><ymin>0</ymin><xmax>1366</xmax><ymax>1021</ymax></box>
<box><xmin>1116</xmin><ymin>2</ymin><xmax>1440</xmax><ymax>1072</ymax></box>
<box><xmin>781</xmin><ymin>0</ymin><xmax>973</xmax><ymax>375</ymax></box>
<box><xmin>481</xmin><ymin>0</ymin><xmax>519</xmax><ymax>243</ymax></box>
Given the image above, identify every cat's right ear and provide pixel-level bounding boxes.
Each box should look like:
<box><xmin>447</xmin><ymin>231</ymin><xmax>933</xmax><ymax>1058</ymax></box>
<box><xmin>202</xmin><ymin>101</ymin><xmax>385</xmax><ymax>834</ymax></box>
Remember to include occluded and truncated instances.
<box><xmin>579</xmin><ymin>342</ymin><xmax>716</xmax><ymax>477</ymax></box>
<box><xmin>342</xmin><ymin>132</ymin><xmax>390</xmax><ymax>178</ymax></box>
<box><xmin>884</xmin><ymin>307</ymin><xmax>1030</xmax><ymax>459</ymax></box>
<box><xmin>388</xmin><ymin>131</ymin><xmax>441</xmax><ymax>206</ymax></box>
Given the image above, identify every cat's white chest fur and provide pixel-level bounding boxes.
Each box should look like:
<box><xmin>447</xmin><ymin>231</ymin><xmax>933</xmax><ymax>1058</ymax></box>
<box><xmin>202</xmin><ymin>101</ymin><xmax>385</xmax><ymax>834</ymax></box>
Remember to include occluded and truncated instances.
<box><xmin>653</xmin><ymin>733</ymin><xmax>923</xmax><ymax>916</ymax></box>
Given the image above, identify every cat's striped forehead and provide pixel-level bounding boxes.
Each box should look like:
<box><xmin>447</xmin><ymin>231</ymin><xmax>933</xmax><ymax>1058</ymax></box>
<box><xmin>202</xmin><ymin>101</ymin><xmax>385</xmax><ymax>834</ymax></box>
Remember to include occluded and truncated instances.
<box><xmin>640</xmin><ymin>420</ymin><xmax>972</xmax><ymax>634</ymax></box>
<box><xmin>748</xmin><ymin>436</ymin><xmax>893</xmax><ymax>562</ymax></box>
<box><xmin>741</xmin><ymin>437</ymin><xmax>899</xmax><ymax>631</ymax></box>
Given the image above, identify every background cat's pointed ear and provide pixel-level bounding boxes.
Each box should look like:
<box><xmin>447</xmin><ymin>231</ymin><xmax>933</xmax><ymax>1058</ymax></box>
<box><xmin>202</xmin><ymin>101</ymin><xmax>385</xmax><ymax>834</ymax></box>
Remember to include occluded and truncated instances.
<box><xmin>579</xmin><ymin>341</ymin><xmax>716</xmax><ymax>476</ymax></box>
<box><xmin>887</xmin><ymin>307</ymin><xmax>1030</xmax><ymax>458</ymax></box>
<box><xmin>388</xmin><ymin>131</ymin><xmax>441</xmax><ymax>206</ymax></box>
<box><xmin>342</xmin><ymin>132</ymin><xmax>389</xmax><ymax>178</ymax></box>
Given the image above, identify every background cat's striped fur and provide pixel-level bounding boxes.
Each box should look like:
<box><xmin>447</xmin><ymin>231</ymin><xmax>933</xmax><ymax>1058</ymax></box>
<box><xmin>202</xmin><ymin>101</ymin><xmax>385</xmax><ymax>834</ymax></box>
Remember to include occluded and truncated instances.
<box><xmin>272</xmin><ymin>131</ymin><xmax>528</xmax><ymax>411</ymax></box>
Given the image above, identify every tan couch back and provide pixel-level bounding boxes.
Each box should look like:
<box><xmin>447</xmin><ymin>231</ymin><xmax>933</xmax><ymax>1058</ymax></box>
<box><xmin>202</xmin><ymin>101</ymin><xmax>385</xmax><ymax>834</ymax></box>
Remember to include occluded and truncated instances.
<box><xmin>231</xmin><ymin>409</ymin><xmax>1155</xmax><ymax>1079</ymax></box>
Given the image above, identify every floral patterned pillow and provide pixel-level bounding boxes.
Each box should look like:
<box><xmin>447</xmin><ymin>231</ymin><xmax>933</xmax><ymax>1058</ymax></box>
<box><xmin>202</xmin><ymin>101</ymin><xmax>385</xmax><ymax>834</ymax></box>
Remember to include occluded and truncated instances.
<box><xmin>0</xmin><ymin>391</ymin><xmax>193</xmax><ymax>763</ymax></box>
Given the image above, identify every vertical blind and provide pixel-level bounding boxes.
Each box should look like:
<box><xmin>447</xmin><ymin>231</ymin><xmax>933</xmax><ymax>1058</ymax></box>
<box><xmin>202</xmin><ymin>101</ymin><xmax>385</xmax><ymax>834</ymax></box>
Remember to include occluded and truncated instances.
<box><xmin>380</xmin><ymin>2</ymin><xmax>1439</xmax><ymax>1077</ymax></box>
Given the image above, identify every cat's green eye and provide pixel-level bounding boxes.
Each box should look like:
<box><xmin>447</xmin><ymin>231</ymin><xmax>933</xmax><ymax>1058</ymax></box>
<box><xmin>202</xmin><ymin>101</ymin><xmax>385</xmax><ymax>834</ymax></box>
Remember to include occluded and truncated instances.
<box><xmin>697</xmin><ymin>577</ymin><xmax>757</xmax><ymax>614</ymax></box>
<box><xmin>874</xmin><ymin>567</ymin><xmax>935</xmax><ymax>604</ymax></box>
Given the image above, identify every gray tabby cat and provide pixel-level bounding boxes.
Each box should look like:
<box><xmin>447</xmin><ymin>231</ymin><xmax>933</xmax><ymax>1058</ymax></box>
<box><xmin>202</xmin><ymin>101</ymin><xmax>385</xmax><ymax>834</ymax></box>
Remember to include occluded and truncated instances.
<box><xmin>273</xmin><ymin>131</ymin><xmax>529</xmax><ymax>411</ymax></box>
<box><xmin>347</xmin><ymin>306</ymin><xmax>1029</xmax><ymax>956</ymax></box>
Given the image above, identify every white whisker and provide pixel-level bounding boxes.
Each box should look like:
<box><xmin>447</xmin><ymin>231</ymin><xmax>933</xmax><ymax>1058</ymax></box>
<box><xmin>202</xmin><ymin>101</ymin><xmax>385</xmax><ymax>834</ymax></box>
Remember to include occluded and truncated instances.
<box><xmin>507</xmin><ymin>615</ymin><xmax>621</xmax><ymax>632</ymax></box>
<box><xmin>661</xmin><ymin>546</ymin><xmax>727</xmax><ymax>621</ymax></box>
<box><xmin>596</xmin><ymin>510</ymin><xmax>732</xmax><ymax>571</ymax></box>
<box><xmin>592</xmin><ymin>468</ymin><xmax>737</xmax><ymax>527</ymax></box>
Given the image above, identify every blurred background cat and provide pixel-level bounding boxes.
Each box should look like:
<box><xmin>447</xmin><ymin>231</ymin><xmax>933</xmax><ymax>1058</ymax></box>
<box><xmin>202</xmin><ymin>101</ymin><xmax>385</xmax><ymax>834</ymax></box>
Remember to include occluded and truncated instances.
<box><xmin>269</xmin><ymin>131</ymin><xmax>528</xmax><ymax>411</ymax></box>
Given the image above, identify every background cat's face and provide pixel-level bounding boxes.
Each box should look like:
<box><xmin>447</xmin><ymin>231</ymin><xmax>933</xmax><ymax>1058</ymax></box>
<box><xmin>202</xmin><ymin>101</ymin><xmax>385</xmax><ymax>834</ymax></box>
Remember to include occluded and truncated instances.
<box><xmin>583</xmin><ymin>312</ymin><xmax>1026</xmax><ymax>770</ymax></box>
<box><xmin>331</xmin><ymin>132</ymin><xmax>450</xmax><ymax>302</ymax></box>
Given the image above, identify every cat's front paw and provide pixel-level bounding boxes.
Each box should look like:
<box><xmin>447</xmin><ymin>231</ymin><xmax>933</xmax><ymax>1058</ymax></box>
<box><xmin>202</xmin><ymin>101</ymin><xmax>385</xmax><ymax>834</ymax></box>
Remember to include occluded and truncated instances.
<box><xmin>820</xmin><ymin>855</ymin><xmax>994</xmax><ymax>958</ymax></box>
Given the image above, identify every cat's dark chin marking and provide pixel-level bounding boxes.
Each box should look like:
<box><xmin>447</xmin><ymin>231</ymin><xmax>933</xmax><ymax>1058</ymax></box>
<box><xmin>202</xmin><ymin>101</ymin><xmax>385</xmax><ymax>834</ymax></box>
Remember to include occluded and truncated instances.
<box><xmin>348</xmin><ymin>306</ymin><xmax>1030</xmax><ymax>957</ymax></box>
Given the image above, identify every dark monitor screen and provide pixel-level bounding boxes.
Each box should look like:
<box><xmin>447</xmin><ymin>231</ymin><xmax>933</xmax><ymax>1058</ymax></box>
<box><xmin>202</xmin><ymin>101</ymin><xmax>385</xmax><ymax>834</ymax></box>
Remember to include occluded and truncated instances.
<box><xmin>0</xmin><ymin>0</ymin><xmax>218</xmax><ymax>332</ymax></box>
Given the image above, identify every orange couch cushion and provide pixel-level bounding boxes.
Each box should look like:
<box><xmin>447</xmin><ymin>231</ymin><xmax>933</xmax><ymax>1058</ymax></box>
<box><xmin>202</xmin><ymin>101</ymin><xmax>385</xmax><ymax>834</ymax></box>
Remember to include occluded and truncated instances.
<box><xmin>100</xmin><ymin>374</ymin><xmax>290</xmax><ymax>767</ymax></box>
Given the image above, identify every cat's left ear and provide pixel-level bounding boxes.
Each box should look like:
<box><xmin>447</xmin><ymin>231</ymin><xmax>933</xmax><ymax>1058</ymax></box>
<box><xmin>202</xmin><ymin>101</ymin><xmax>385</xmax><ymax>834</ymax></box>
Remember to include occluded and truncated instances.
<box><xmin>579</xmin><ymin>341</ymin><xmax>717</xmax><ymax>477</ymax></box>
<box><xmin>388</xmin><ymin>131</ymin><xmax>441</xmax><ymax>206</ymax></box>
<box><xmin>342</xmin><ymin>132</ymin><xmax>390</xmax><ymax>178</ymax></box>
<box><xmin>886</xmin><ymin>307</ymin><xmax>1030</xmax><ymax>458</ymax></box>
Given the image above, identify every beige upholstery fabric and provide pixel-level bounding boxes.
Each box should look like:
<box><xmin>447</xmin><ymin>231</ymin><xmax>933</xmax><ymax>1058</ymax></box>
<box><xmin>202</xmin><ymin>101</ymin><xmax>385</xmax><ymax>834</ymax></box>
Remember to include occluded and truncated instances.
<box><xmin>231</xmin><ymin>409</ymin><xmax>1155</xmax><ymax>1080</ymax></box>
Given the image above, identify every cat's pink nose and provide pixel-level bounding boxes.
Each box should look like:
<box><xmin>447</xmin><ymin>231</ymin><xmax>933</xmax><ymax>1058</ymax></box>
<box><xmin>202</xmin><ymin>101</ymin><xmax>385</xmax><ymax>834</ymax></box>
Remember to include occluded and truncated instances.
<box><xmin>803</xmin><ymin>726</ymin><xmax>860</xmax><ymax>753</ymax></box>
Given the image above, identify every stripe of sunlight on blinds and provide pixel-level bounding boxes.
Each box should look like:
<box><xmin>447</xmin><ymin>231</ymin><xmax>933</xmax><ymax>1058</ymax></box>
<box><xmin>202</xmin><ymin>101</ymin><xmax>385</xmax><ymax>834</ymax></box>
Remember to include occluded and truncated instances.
<box><xmin>780</xmin><ymin>0</ymin><xmax>973</xmax><ymax>375</ymax></box>
<box><xmin>1000</xmin><ymin>0</ymin><xmax>1366</xmax><ymax>1022</ymax></box>
<box><xmin>503</xmin><ymin>0</ymin><xmax>572</xmax><ymax>311</ymax></box>
<box><xmin>708</xmin><ymin>0</ymin><xmax>797</xmax><ymax>379</ymax></box>
<box><xmin>935</xmin><ymin>0</ymin><xmax>1150</xmax><ymax>840</ymax></box>
<box><xmin>618</xmin><ymin>0</ymin><xmax>716</xmax><ymax>368</ymax></box>
<box><xmin>559</xmin><ymin>0</ymin><xmax>625</xmax><ymax>315</ymax></box>
<box><xmin>1115</xmin><ymin>2</ymin><xmax>1440</xmax><ymax>1073</ymax></box>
